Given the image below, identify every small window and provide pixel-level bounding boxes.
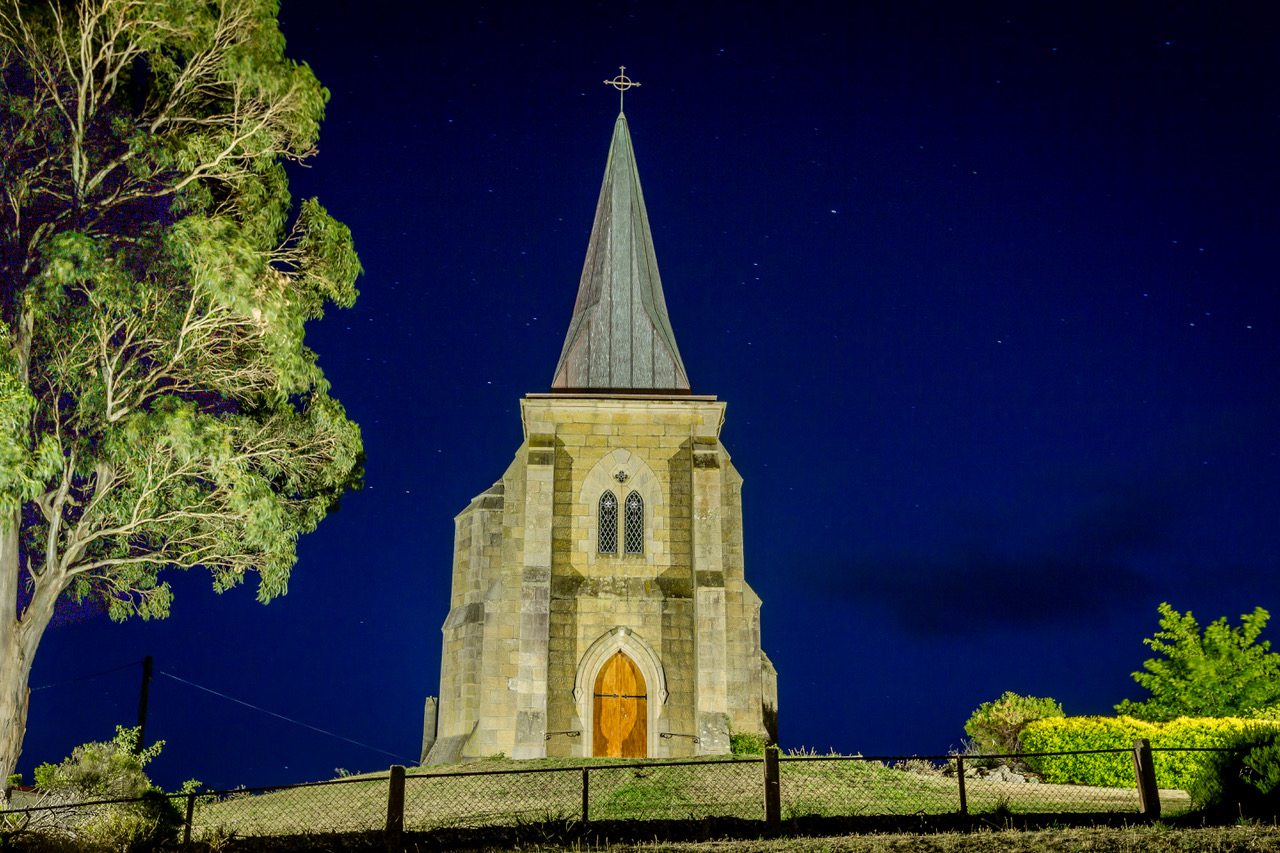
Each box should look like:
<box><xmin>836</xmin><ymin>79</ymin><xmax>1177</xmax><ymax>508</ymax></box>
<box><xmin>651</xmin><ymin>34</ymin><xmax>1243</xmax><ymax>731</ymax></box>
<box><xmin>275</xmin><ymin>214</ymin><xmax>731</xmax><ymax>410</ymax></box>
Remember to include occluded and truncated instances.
<box><xmin>624</xmin><ymin>491</ymin><xmax>644</xmax><ymax>554</ymax></box>
<box><xmin>598</xmin><ymin>491</ymin><xmax>618</xmax><ymax>554</ymax></box>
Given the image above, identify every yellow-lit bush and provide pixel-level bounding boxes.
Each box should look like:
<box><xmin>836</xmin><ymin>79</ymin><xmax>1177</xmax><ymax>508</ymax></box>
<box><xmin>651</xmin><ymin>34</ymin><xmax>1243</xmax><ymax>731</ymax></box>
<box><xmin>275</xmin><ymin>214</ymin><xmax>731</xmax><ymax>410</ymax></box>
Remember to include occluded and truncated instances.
<box><xmin>1020</xmin><ymin>715</ymin><xmax>1280</xmax><ymax>789</ymax></box>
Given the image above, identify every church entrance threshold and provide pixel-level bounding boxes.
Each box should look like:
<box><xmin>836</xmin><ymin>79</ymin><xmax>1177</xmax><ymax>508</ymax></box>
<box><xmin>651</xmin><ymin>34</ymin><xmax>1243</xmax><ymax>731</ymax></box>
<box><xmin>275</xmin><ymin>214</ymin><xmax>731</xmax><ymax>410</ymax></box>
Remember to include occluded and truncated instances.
<box><xmin>592</xmin><ymin>651</ymin><xmax>647</xmax><ymax>757</ymax></box>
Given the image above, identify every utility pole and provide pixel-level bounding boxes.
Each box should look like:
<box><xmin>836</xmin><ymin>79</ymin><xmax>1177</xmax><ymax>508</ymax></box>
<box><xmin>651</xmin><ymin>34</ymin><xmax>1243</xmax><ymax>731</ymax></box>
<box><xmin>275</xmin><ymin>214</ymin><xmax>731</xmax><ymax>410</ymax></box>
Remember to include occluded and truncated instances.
<box><xmin>136</xmin><ymin>655</ymin><xmax>153</xmax><ymax>750</ymax></box>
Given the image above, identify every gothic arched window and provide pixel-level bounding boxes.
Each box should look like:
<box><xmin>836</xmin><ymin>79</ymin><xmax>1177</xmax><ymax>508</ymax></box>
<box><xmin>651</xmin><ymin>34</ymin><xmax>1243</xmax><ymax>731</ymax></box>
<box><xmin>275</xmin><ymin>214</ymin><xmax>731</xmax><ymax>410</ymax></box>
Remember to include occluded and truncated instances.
<box><xmin>598</xmin><ymin>491</ymin><xmax>618</xmax><ymax>554</ymax></box>
<box><xmin>624</xmin><ymin>491</ymin><xmax>644</xmax><ymax>554</ymax></box>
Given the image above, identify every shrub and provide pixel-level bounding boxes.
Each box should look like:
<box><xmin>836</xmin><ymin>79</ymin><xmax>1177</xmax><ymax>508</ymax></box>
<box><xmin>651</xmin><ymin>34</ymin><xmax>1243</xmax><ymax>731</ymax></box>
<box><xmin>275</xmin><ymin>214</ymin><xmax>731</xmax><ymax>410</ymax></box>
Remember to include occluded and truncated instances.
<box><xmin>77</xmin><ymin>790</ymin><xmax>183</xmax><ymax>850</ymax></box>
<box><xmin>1117</xmin><ymin>603</ymin><xmax>1280</xmax><ymax>722</ymax></box>
<box><xmin>30</xmin><ymin>726</ymin><xmax>182</xmax><ymax>849</ymax></box>
<box><xmin>964</xmin><ymin>692</ymin><xmax>1064</xmax><ymax>756</ymax></box>
<box><xmin>1188</xmin><ymin>727</ymin><xmax>1280</xmax><ymax>819</ymax></box>
<box><xmin>730</xmin><ymin>730</ymin><xmax>768</xmax><ymax>756</ymax></box>
<box><xmin>33</xmin><ymin>726</ymin><xmax>161</xmax><ymax>799</ymax></box>
<box><xmin>1020</xmin><ymin>715</ymin><xmax>1280</xmax><ymax>789</ymax></box>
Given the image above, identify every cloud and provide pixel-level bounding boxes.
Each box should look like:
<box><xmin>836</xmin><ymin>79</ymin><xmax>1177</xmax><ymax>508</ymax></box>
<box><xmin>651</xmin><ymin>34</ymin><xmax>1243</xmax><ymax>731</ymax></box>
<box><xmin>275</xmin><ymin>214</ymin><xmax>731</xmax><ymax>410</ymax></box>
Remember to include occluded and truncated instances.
<box><xmin>816</xmin><ymin>485</ymin><xmax>1171</xmax><ymax>636</ymax></box>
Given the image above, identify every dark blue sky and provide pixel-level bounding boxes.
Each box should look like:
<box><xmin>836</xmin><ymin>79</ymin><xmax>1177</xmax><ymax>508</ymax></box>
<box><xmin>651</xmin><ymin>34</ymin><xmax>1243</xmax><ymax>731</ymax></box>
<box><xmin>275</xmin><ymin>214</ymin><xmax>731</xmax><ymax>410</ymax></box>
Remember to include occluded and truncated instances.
<box><xmin>19</xmin><ymin>1</ymin><xmax>1279</xmax><ymax>790</ymax></box>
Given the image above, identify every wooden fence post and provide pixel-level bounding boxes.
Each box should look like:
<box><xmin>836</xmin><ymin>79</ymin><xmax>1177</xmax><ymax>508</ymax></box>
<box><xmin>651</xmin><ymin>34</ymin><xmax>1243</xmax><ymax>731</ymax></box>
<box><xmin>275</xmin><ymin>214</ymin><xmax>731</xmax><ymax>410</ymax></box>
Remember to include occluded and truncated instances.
<box><xmin>385</xmin><ymin>764</ymin><xmax>406</xmax><ymax>852</ymax></box>
<box><xmin>955</xmin><ymin>755</ymin><xmax>967</xmax><ymax>815</ymax></box>
<box><xmin>581</xmin><ymin>767</ymin><xmax>590</xmax><ymax>823</ymax></box>
<box><xmin>1131</xmin><ymin>739</ymin><xmax>1161</xmax><ymax>820</ymax></box>
<box><xmin>183</xmin><ymin>791</ymin><xmax>196</xmax><ymax>846</ymax></box>
<box><xmin>763</xmin><ymin>746</ymin><xmax>781</xmax><ymax>825</ymax></box>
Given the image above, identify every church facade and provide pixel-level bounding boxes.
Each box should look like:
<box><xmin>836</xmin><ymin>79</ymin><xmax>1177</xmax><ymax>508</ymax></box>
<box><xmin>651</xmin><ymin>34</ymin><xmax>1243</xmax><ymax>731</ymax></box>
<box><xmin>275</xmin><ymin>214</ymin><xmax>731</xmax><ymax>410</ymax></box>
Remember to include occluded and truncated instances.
<box><xmin>424</xmin><ymin>111</ymin><xmax>776</xmax><ymax>763</ymax></box>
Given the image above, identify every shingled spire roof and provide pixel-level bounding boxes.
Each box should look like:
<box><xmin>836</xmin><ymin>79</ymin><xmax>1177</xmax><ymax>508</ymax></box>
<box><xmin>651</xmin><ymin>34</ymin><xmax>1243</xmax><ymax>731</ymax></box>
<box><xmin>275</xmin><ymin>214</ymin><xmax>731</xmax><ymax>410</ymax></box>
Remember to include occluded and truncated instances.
<box><xmin>551</xmin><ymin>113</ymin><xmax>691</xmax><ymax>392</ymax></box>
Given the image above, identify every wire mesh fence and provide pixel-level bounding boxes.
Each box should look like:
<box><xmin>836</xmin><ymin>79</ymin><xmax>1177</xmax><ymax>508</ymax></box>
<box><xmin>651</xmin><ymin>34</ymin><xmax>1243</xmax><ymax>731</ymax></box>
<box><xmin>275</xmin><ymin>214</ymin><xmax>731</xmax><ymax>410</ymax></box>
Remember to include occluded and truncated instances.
<box><xmin>779</xmin><ymin>750</ymin><xmax>1159</xmax><ymax>818</ymax></box>
<box><xmin>401</xmin><ymin>759</ymin><xmax>765</xmax><ymax>827</ymax></box>
<box><xmin>959</xmin><ymin>753</ymin><xmax>1142</xmax><ymax>815</ymax></box>
<box><xmin>586</xmin><ymin>759</ymin><xmax>763</xmax><ymax>821</ymax></box>
<box><xmin>1151</xmin><ymin>746</ymin><xmax>1230</xmax><ymax>792</ymax></box>
<box><xmin>0</xmin><ymin>745</ymin><xmax>1226</xmax><ymax>844</ymax></box>
<box><xmin>0</xmin><ymin>792</ymin><xmax>184</xmax><ymax>845</ymax></box>
<box><xmin>404</xmin><ymin>766</ymin><xmax>582</xmax><ymax>829</ymax></box>
<box><xmin>781</xmin><ymin>756</ymin><xmax>960</xmax><ymax>817</ymax></box>
<box><xmin>189</xmin><ymin>776</ymin><xmax>386</xmax><ymax>838</ymax></box>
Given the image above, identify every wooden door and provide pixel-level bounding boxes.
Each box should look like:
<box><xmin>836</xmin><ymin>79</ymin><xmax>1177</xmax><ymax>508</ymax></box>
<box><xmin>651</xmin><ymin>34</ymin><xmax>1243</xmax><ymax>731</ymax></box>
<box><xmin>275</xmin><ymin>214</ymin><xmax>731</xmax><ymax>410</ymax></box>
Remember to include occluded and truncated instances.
<box><xmin>593</xmin><ymin>651</ymin><xmax>647</xmax><ymax>757</ymax></box>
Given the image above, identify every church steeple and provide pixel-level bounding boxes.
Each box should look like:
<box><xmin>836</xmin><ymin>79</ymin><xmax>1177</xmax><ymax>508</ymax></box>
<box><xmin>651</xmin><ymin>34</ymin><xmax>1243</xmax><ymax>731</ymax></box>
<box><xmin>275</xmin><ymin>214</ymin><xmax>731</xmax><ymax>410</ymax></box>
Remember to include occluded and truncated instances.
<box><xmin>551</xmin><ymin>112</ymin><xmax>691</xmax><ymax>392</ymax></box>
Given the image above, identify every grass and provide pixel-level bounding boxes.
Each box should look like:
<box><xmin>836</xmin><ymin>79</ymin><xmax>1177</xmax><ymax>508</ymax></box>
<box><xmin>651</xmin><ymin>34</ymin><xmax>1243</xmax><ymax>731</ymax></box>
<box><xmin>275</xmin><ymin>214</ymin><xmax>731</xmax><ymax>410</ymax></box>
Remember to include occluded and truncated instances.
<box><xmin>510</xmin><ymin>824</ymin><xmax>1280</xmax><ymax>852</ymax></box>
<box><xmin>185</xmin><ymin>754</ymin><xmax>1195</xmax><ymax>840</ymax></box>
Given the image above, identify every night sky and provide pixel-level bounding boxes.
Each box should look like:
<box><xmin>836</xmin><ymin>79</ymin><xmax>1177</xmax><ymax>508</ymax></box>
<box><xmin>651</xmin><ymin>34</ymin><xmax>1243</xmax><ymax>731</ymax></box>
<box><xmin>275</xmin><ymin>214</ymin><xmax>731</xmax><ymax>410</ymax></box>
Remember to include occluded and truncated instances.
<box><xmin>17</xmin><ymin>1</ymin><xmax>1280</xmax><ymax>790</ymax></box>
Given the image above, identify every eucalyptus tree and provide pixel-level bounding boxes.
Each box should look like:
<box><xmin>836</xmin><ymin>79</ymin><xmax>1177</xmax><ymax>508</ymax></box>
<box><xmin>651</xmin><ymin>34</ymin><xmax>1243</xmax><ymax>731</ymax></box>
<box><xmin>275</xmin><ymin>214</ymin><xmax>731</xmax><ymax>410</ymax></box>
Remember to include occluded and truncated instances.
<box><xmin>0</xmin><ymin>0</ymin><xmax>362</xmax><ymax>785</ymax></box>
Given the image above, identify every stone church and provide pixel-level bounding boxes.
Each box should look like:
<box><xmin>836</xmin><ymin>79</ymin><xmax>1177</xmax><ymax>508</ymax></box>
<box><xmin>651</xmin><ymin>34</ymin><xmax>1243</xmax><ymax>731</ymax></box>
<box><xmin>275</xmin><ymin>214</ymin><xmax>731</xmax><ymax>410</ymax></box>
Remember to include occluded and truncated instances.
<box><xmin>423</xmin><ymin>107</ymin><xmax>776</xmax><ymax>763</ymax></box>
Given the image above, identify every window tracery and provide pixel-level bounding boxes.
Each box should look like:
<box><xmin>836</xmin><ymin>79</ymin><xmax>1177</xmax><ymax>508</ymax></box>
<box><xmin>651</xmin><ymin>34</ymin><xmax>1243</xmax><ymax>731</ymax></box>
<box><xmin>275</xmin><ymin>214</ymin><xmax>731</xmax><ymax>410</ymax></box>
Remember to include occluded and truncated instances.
<box><xmin>623</xmin><ymin>491</ymin><xmax>644</xmax><ymax>554</ymax></box>
<box><xmin>598</xmin><ymin>491</ymin><xmax>618</xmax><ymax>554</ymax></box>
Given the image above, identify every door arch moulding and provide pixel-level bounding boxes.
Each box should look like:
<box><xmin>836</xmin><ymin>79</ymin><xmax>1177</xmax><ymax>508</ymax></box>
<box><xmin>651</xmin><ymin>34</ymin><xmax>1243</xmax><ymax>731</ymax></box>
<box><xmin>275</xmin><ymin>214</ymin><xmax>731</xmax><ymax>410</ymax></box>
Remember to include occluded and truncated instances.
<box><xmin>573</xmin><ymin>626</ymin><xmax>668</xmax><ymax>757</ymax></box>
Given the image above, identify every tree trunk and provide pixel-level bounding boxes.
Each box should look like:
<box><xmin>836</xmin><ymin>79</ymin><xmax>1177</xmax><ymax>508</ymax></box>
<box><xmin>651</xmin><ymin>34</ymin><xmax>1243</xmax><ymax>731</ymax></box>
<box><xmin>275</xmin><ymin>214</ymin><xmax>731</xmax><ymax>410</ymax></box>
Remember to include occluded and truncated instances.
<box><xmin>0</xmin><ymin>513</ymin><xmax>58</xmax><ymax>796</ymax></box>
<box><xmin>0</xmin><ymin>632</ymin><xmax>32</xmax><ymax>802</ymax></box>
<box><xmin>0</xmin><ymin>517</ymin><xmax>30</xmax><ymax>794</ymax></box>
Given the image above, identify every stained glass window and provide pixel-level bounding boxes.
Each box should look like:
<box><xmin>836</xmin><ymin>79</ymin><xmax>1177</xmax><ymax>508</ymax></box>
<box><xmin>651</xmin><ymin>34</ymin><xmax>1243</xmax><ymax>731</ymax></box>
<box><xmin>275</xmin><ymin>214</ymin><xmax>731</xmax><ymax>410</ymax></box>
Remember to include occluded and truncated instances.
<box><xmin>598</xmin><ymin>491</ymin><xmax>618</xmax><ymax>554</ymax></box>
<box><xmin>624</xmin><ymin>491</ymin><xmax>644</xmax><ymax>554</ymax></box>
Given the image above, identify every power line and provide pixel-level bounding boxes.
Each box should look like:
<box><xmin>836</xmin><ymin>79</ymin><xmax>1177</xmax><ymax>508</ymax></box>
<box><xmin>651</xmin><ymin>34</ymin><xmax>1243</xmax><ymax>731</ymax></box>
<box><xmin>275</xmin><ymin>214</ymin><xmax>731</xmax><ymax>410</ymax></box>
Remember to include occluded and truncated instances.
<box><xmin>157</xmin><ymin>670</ymin><xmax>415</xmax><ymax>764</ymax></box>
<box><xmin>31</xmin><ymin>661</ymin><xmax>139</xmax><ymax>692</ymax></box>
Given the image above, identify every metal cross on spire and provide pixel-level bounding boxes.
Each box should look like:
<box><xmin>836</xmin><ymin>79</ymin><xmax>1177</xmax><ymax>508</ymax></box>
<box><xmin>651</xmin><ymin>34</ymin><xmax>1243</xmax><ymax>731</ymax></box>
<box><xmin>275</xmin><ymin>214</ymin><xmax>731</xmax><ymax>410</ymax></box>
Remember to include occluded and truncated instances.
<box><xmin>604</xmin><ymin>66</ymin><xmax>640</xmax><ymax>111</ymax></box>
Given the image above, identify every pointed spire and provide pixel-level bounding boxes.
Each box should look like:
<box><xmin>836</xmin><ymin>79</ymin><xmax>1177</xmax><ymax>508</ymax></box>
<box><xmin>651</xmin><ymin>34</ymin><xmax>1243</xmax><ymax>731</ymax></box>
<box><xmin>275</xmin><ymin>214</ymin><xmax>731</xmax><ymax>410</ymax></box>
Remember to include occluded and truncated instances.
<box><xmin>551</xmin><ymin>113</ymin><xmax>691</xmax><ymax>392</ymax></box>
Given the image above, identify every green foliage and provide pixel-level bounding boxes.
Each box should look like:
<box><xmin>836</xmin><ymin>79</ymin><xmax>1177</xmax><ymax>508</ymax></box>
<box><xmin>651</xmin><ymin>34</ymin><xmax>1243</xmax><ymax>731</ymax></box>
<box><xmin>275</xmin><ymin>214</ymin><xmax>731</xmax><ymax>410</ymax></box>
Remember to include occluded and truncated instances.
<box><xmin>71</xmin><ymin>790</ymin><xmax>183</xmax><ymax>851</ymax></box>
<box><xmin>1189</xmin><ymin>727</ymin><xmax>1280</xmax><ymax>819</ymax></box>
<box><xmin>729</xmin><ymin>730</ymin><xmax>768</xmax><ymax>756</ymax></box>
<box><xmin>1</xmin><ymin>0</ymin><xmax>362</xmax><ymax>612</ymax></box>
<box><xmin>31</xmin><ymin>725</ymin><xmax>181</xmax><ymax>848</ymax></box>
<box><xmin>0</xmin><ymin>322</ymin><xmax>62</xmax><ymax>519</ymax></box>
<box><xmin>1117</xmin><ymin>603</ymin><xmax>1280</xmax><ymax>721</ymax></box>
<box><xmin>33</xmin><ymin>725</ymin><xmax>161</xmax><ymax>799</ymax></box>
<box><xmin>1020</xmin><ymin>715</ymin><xmax>1280</xmax><ymax>789</ymax></box>
<box><xmin>963</xmin><ymin>691</ymin><xmax>1064</xmax><ymax>756</ymax></box>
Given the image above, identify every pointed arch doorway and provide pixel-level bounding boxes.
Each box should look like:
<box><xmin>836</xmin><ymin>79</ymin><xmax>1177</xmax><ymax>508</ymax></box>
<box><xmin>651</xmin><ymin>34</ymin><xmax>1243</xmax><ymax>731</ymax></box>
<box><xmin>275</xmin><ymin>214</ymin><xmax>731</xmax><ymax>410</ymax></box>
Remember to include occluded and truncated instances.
<box><xmin>593</xmin><ymin>651</ymin><xmax>647</xmax><ymax>757</ymax></box>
